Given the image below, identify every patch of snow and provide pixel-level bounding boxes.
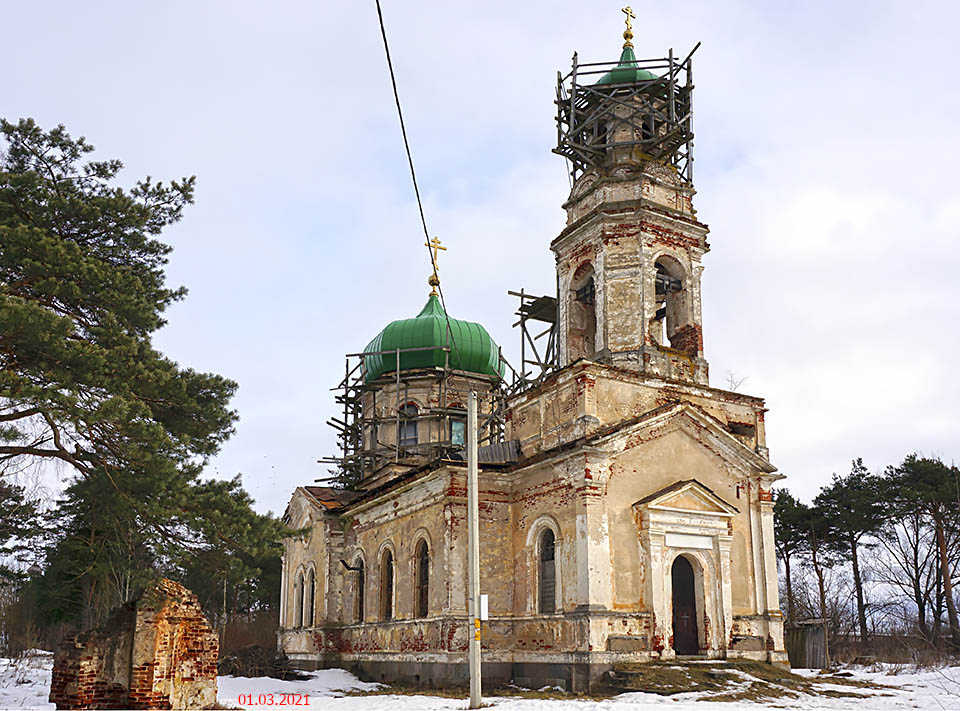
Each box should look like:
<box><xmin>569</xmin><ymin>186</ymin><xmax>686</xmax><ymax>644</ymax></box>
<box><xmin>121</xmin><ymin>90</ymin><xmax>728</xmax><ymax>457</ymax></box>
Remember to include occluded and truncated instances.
<box><xmin>0</xmin><ymin>653</ymin><xmax>54</xmax><ymax>710</ymax></box>
<box><xmin>1</xmin><ymin>655</ymin><xmax>958</xmax><ymax>711</ymax></box>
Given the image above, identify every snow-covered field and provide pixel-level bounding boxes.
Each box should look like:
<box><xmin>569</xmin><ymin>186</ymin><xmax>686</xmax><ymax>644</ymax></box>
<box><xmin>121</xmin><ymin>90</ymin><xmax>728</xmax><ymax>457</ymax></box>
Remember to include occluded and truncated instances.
<box><xmin>3</xmin><ymin>652</ymin><xmax>959</xmax><ymax>710</ymax></box>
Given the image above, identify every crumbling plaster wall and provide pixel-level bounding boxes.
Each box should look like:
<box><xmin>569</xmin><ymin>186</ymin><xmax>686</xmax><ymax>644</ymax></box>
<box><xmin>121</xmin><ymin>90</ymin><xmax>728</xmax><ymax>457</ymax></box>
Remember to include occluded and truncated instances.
<box><xmin>280</xmin><ymin>367</ymin><xmax>785</xmax><ymax>666</ymax></box>
<box><xmin>605</xmin><ymin>430</ymin><xmax>756</xmax><ymax>612</ymax></box>
<box><xmin>553</xmin><ymin>161</ymin><xmax>709</xmax><ymax>381</ymax></box>
<box><xmin>359</xmin><ymin>372</ymin><xmax>498</xmax><ymax>452</ymax></box>
<box><xmin>507</xmin><ymin>362</ymin><xmax>767</xmax><ymax>459</ymax></box>
<box><xmin>280</xmin><ymin>492</ymin><xmax>328</xmax><ymax>631</ymax></box>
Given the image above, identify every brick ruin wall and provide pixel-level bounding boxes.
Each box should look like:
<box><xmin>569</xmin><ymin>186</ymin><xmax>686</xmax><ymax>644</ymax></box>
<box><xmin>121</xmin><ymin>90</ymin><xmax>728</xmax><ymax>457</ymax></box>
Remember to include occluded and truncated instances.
<box><xmin>50</xmin><ymin>578</ymin><xmax>219</xmax><ymax>710</ymax></box>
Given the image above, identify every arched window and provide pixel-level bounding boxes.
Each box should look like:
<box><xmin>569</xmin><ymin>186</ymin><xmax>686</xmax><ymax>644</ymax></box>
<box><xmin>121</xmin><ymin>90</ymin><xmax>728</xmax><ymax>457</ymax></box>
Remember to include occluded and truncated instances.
<box><xmin>398</xmin><ymin>403</ymin><xmax>418</xmax><ymax>448</ymax></box>
<box><xmin>568</xmin><ymin>263</ymin><xmax>596</xmax><ymax>362</ymax></box>
<box><xmin>294</xmin><ymin>570</ymin><xmax>304</xmax><ymax>628</ymax></box>
<box><xmin>538</xmin><ymin>528</ymin><xmax>556</xmax><ymax>613</ymax></box>
<box><xmin>380</xmin><ymin>549</ymin><xmax>394</xmax><ymax>621</ymax></box>
<box><xmin>305</xmin><ymin>568</ymin><xmax>315</xmax><ymax>627</ymax></box>
<box><xmin>354</xmin><ymin>558</ymin><xmax>365</xmax><ymax>623</ymax></box>
<box><xmin>415</xmin><ymin>540</ymin><xmax>429</xmax><ymax>618</ymax></box>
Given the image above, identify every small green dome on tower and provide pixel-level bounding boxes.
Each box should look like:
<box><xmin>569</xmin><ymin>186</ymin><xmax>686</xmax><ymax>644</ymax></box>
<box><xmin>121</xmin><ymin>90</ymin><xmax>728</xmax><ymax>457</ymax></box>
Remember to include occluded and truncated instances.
<box><xmin>362</xmin><ymin>293</ymin><xmax>504</xmax><ymax>383</ymax></box>
<box><xmin>597</xmin><ymin>46</ymin><xmax>658</xmax><ymax>85</ymax></box>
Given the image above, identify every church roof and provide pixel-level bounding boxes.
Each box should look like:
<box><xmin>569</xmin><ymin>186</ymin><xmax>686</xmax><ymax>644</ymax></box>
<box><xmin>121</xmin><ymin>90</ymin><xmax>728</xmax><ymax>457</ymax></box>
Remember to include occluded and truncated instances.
<box><xmin>596</xmin><ymin>46</ymin><xmax>658</xmax><ymax>85</ymax></box>
<box><xmin>362</xmin><ymin>294</ymin><xmax>504</xmax><ymax>383</ymax></box>
<box><xmin>302</xmin><ymin>486</ymin><xmax>361</xmax><ymax>511</ymax></box>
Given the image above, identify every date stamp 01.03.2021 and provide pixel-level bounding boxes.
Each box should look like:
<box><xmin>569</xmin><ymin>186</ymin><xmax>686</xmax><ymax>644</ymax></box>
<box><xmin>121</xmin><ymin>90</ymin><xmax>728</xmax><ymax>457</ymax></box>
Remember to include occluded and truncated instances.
<box><xmin>236</xmin><ymin>693</ymin><xmax>310</xmax><ymax>706</ymax></box>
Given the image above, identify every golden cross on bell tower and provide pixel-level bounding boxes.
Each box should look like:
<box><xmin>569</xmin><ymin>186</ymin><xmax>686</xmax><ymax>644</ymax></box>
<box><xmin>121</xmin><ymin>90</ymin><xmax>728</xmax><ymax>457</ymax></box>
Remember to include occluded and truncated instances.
<box><xmin>425</xmin><ymin>236</ymin><xmax>447</xmax><ymax>295</ymax></box>
<box><xmin>621</xmin><ymin>6</ymin><xmax>635</xmax><ymax>48</ymax></box>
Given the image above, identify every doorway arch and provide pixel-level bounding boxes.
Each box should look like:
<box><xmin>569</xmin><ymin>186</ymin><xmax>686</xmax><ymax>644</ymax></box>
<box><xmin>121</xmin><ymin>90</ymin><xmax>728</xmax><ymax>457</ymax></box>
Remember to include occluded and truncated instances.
<box><xmin>671</xmin><ymin>555</ymin><xmax>700</xmax><ymax>655</ymax></box>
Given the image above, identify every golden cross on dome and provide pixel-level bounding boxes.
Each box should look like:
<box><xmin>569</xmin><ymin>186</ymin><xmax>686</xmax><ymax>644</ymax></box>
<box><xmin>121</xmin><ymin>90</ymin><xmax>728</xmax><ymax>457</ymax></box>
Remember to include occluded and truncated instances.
<box><xmin>622</xmin><ymin>6</ymin><xmax>635</xmax><ymax>48</ymax></box>
<box><xmin>425</xmin><ymin>236</ymin><xmax>447</xmax><ymax>295</ymax></box>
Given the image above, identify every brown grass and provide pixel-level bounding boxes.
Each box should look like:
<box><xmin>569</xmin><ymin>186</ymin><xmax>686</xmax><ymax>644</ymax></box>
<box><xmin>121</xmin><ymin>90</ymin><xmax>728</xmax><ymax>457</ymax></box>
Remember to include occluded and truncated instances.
<box><xmin>345</xmin><ymin>660</ymin><xmax>895</xmax><ymax>704</ymax></box>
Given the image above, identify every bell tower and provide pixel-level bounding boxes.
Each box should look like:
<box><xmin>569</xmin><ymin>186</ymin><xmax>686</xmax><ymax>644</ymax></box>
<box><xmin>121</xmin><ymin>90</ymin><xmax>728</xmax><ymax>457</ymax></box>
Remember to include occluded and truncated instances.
<box><xmin>552</xmin><ymin>12</ymin><xmax>709</xmax><ymax>385</ymax></box>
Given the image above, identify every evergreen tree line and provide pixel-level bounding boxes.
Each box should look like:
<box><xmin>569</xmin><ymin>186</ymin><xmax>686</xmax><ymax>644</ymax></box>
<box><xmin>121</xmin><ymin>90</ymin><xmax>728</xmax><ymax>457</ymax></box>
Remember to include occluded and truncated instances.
<box><xmin>0</xmin><ymin>119</ymin><xmax>293</xmax><ymax>654</ymax></box>
<box><xmin>775</xmin><ymin>455</ymin><xmax>960</xmax><ymax>660</ymax></box>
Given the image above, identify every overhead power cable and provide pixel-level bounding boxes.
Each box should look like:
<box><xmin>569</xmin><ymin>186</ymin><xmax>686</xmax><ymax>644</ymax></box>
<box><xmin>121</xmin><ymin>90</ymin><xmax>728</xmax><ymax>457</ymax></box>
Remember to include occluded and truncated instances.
<box><xmin>374</xmin><ymin>0</ymin><xmax>462</xmax><ymax>370</ymax></box>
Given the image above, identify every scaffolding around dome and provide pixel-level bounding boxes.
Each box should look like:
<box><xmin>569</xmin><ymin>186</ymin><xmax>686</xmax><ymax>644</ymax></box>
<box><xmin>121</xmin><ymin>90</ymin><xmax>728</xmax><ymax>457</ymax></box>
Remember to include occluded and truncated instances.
<box><xmin>554</xmin><ymin>43</ymin><xmax>700</xmax><ymax>184</ymax></box>
<box><xmin>318</xmin><ymin>288</ymin><xmax>565</xmax><ymax>490</ymax></box>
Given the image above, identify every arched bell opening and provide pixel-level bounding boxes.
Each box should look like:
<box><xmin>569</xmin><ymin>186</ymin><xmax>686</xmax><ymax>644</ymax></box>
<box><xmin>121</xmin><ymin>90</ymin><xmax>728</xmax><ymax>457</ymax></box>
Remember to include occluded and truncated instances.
<box><xmin>568</xmin><ymin>262</ymin><xmax>597</xmax><ymax>362</ymax></box>
<box><xmin>652</xmin><ymin>256</ymin><xmax>694</xmax><ymax>353</ymax></box>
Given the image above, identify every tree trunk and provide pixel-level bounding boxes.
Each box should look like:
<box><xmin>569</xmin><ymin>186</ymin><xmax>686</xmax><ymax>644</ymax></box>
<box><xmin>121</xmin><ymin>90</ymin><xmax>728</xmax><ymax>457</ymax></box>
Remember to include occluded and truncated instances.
<box><xmin>933</xmin><ymin>511</ymin><xmax>960</xmax><ymax>648</ymax></box>
<box><xmin>914</xmin><ymin>575</ymin><xmax>931</xmax><ymax>643</ymax></box>
<box><xmin>933</xmin><ymin>551</ymin><xmax>943</xmax><ymax>647</ymax></box>
<box><xmin>849</xmin><ymin>535</ymin><xmax>869</xmax><ymax>643</ymax></box>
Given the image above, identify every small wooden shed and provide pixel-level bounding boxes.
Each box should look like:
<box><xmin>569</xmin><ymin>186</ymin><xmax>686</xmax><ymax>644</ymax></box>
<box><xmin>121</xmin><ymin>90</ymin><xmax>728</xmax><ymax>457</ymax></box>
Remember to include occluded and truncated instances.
<box><xmin>785</xmin><ymin>618</ymin><xmax>828</xmax><ymax>669</ymax></box>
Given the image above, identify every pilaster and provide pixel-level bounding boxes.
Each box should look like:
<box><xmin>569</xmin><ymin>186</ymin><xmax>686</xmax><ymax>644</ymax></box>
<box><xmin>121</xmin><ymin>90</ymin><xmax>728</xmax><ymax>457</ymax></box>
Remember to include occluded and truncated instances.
<box><xmin>715</xmin><ymin>534</ymin><xmax>734</xmax><ymax>651</ymax></box>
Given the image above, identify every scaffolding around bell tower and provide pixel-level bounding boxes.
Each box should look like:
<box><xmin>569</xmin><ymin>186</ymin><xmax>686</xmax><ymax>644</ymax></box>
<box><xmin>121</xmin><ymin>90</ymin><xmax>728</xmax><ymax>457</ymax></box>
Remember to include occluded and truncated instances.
<box><xmin>554</xmin><ymin>43</ymin><xmax>700</xmax><ymax>184</ymax></box>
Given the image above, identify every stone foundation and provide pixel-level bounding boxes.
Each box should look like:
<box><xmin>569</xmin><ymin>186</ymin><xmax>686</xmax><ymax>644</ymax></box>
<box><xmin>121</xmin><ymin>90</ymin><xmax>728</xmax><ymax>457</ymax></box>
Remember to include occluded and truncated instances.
<box><xmin>50</xmin><ymin>579</ymin><xmax>218</xmax><ymax>710</ymax></box>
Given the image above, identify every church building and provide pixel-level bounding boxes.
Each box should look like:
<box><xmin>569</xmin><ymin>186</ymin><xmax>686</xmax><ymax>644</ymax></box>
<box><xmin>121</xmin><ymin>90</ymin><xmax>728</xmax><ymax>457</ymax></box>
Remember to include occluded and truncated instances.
<box><xmin>278</xmin><ymin>13</ymin><xmax>787</xmax><ymax>691</ymax></box>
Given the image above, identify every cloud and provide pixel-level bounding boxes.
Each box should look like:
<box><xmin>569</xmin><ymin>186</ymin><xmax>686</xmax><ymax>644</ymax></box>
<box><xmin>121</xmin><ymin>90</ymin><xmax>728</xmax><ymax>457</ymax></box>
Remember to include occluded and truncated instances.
<box><xmin>4</xmin><ymin>0</ymin><xmax>957</xmax><ymax>513</ymax></box>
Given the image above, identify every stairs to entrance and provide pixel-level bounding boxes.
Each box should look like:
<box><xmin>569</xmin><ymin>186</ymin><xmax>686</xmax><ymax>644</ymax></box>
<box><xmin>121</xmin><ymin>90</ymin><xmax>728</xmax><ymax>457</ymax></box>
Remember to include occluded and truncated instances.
<box><xmin>601</xmin><ymin>661</ymin><xmax>740</xmax><ymax>695</ymax></box>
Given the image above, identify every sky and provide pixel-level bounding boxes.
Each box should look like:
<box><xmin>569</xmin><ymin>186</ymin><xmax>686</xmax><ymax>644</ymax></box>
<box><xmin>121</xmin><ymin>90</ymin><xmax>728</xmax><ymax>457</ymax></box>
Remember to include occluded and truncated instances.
<box><xmin>4</xmin><ymin>0</ymin><xmax>958</xmax><ymax>515</ymax></box>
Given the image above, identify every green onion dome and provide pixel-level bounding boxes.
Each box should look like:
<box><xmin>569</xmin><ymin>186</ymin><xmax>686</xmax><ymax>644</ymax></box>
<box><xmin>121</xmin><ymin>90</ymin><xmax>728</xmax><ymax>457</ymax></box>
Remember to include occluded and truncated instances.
<box><xmin>362</xmin><ymin>294</ymin><xmax>504</xmax><ymax>383</ymax></box>
<box><xmin>597</xmin><ymin>46</ymin><xmax>657</xmax><ymax>85</ymax></box>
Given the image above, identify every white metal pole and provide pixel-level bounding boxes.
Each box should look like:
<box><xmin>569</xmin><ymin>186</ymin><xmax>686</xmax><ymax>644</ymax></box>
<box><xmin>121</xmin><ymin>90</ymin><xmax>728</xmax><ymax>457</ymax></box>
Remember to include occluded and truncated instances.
<box><xmin>467</xmin><ymin>391</ymin><xmax>481</xmax><ymax>708</ymax></box>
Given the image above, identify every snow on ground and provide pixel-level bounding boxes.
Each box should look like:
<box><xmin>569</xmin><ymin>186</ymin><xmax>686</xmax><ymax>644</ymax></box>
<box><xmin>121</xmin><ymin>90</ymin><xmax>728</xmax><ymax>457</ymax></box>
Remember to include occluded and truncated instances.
<box><xmin>0</xmin><ymin>651</ymin><xmax>53</xmax><ymax>710</ymax></box>
<box><xmin>2</xmin><ymin>653</ymin><xmax>959</xmax><ymax>710</ymax></box>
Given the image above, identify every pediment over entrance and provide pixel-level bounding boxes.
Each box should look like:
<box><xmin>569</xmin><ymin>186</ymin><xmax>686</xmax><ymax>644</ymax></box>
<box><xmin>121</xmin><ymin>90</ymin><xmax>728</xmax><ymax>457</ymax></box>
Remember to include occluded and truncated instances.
<box><xmin>633</xmin><ymin>479</ymin><xmax>738</xmax><ymax>517</ymax></box>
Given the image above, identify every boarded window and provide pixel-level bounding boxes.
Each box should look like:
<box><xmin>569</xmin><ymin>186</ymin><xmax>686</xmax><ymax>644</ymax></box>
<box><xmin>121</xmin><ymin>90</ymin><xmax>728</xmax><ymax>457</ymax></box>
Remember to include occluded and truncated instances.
<box><xmin>305</xmin><ymin>569</ymin><xmax>315</xmax><ymax>627</ymax></box>
<box><xmin>415</xmin><ymin>540</ymin><xmax>429</xmax><ymax>618</ymax></box>
<box><xmin>381</xmin><ymin>550</ymin><xmax>394</xmax><ymax>621</ymax></box>
<box><xmin>538</xmin><ymin>529</ymin><xmax>556</xmax><ymax>613</ymax></box>
<box><xmin>355</xmin><ymin>559</ymin><xmax>365</xmax><ymax>623</ymax></box>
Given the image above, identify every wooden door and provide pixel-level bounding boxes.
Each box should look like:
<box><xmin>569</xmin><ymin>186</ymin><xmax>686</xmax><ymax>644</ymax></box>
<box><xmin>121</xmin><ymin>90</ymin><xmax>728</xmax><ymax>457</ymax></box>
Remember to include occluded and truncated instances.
<box><xmin>671</xmin><ymin>556</ymin><xmax>699</xmax><ymax>655</ymax></box>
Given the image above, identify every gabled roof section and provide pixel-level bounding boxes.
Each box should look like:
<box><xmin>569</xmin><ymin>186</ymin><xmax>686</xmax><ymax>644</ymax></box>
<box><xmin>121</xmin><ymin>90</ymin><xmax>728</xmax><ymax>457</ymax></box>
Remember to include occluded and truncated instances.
<box><xmin>589</xmin><ymin>400</ymin><xmax>779</xmax><ymax>476</ymax></box>
<box><xmin>633</xmin><ymin>478</ymin><xmax>739</xmax><ymax>516</ymax></box>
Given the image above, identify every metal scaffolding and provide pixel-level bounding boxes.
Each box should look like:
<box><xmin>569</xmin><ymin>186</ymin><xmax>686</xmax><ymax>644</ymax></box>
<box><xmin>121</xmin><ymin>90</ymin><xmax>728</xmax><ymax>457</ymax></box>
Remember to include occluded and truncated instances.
<box><xmin>554</xmin><ymin>44</ymin><xmax>700</xmax><ymax>184</ymax></box>
<box><xmin>318</xmin><ymin>345</ymin><xmax>518</xmax><ymax>489</ymax></box>
<box><xmin>509</xmin><ymin>289</ymin><xmax>560</xmax><ymax>391</ymax></box>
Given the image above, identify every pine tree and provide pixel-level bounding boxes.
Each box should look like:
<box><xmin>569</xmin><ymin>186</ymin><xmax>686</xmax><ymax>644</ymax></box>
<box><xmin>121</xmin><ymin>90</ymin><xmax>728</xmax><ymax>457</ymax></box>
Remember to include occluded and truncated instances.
<box><xmin>889</xmin><ymin>455</ymin><xmax>960</xmax><ymax>649</ymax></box>
<box><xmin>0</xmin><ymin>118</ymin><xmax>287</xmax><ymax>626</ymax></box>
<box><xmin>773</xmin><ymin>488</ymin><xmax>809</xmax><ymax>624</ymax></box>
<box><xmin>0</xmin><ymin>476</ymin><xmax>39</xmax><ymax>582</ymax></box>
<box><xmin>814</xmin><ymin>458</ymin><xmax>885</xmax><ymax>643</ymax></box>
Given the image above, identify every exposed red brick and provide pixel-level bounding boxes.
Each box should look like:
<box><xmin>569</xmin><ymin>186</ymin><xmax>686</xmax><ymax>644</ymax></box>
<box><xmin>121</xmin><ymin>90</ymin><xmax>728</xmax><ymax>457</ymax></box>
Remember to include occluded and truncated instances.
<box><xmin>50</xmin><ymin>579</ymin><xmax>218</xmax><ymax>710</ymax></box>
